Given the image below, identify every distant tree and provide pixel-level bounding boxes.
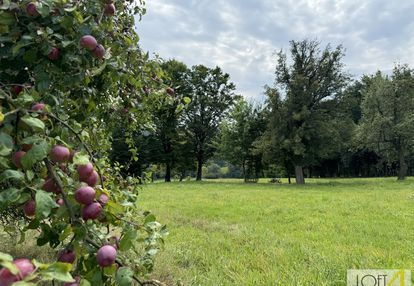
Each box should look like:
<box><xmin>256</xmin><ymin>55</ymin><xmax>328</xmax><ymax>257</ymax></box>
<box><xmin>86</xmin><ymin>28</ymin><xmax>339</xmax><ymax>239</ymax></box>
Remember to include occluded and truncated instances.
<box><xmin>153</xmin><ymin>60</ymin><xmax>190</xmax><ymax>182</ymax></box>
<box><xmin>185</xmin><ymin>65</ymin><xmax>238</xmax><ymax>180</ymax></box>
<box><xmin>218</xmin><ymin>99</ymin><xmax>266</xmax><ymax>181</ymax></box>
<box><xmin>356</xmin><ymin>66</ymin><xmax>414</xmax><ymax>180</ymax></box>
<box><xmin>264</xmin><ymin>39</ymin><xmax>348</xmax><ymax>184</ymax></box>
<box><xmin>256</xmin><ymin>87</ymin><xmax>294</xmax><ymax>183</ymax></box>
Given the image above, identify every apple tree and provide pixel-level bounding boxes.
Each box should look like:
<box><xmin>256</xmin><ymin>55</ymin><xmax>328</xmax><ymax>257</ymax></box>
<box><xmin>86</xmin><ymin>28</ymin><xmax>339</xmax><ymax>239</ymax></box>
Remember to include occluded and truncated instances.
<box><xmin>0</xmin><ymin>0</ymin><xmax>167</xmax><ymax>285</ymax></box>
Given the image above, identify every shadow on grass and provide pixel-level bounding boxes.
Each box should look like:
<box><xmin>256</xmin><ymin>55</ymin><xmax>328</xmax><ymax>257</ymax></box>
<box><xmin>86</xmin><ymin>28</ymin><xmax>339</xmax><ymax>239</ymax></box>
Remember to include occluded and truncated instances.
<box><xmin>148</xmin><ymin>176</ymin><xmax>412</xmax><ymax>189</ymax></box>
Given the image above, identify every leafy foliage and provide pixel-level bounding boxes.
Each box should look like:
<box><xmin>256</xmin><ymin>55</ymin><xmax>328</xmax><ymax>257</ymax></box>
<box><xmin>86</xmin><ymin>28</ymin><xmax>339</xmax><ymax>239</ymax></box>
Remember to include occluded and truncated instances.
<box><xmin>0</xmin><ymin>0</ymin><xmax>167</xmax><ymax>285</ymax></box>
<box><xmin>356</xmin><ymin>66</ymin><xmax>414</xmax><ymax>180</ymax></box>
<box><xmin>260</xmin><ymin>39</ymin><xmax>348</xmax><ymax>184</ymax></box>
<box><xmin>184</xmin><ymin>65</ymin><xmax>238</xmax><ymax>180</ymax></box>
<box><xmin>218</xmin><ymin>99</ymin><xmax>265</xmax><ymax>181</ymax></box>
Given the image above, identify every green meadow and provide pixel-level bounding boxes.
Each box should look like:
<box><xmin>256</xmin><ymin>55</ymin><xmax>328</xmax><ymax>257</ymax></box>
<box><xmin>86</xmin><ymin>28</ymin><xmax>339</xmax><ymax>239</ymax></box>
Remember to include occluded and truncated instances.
<box><xmin>1</xmin><ymin>178</ymin><xmax>413</xmax><ymax>285</ymax></box>
<box><xmin>139</xmin><ymin>178</ymin><xmax>414</xmax><ymax>285</ymax></box>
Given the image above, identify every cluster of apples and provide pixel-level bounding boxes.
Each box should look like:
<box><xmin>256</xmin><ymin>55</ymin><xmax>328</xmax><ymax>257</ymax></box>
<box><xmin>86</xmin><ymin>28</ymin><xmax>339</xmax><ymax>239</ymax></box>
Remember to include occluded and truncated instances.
<box><xmin>0</xmin><ymin>243</ymin><xmax>117</xmax><ymax>285</ymax></box>
<box><xmin>24</xmin><ymin>1</ymin><xmax>116</xmax><ymax>62</ymax></box>
<box><xmin>79</xmin><ymin>35</ymin><xmax>105</xmax><ymax>60</ymax></box>
<box><xmin>75</xmin><ymin>161</ymin><xmax>109</xmax><ymax>220</ymax></box>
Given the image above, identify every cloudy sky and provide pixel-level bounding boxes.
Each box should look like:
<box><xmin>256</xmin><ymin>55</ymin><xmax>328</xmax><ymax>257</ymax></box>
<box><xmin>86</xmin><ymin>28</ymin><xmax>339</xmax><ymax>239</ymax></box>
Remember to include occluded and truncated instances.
<box><xmin>136</xmin><ymin>0</ymin><xmax>414</xmax><ymax>101</ymax></box>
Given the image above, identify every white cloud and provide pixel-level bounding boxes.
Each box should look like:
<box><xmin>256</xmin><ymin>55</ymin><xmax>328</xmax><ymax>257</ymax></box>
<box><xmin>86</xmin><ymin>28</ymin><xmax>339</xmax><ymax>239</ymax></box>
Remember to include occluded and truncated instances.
<box><xmin>137</xmin><ymin>0</ymin><xmax>414</xmax><ymax>100</ymax></box>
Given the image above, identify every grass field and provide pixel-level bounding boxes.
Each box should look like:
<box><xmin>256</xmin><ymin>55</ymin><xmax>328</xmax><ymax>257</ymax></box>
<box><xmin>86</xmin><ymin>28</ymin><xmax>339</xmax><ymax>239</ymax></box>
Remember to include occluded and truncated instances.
<box><xmin>139</xmin><ymin>178</ymin><xmax>414</xmax><ymax>286</ymax></box>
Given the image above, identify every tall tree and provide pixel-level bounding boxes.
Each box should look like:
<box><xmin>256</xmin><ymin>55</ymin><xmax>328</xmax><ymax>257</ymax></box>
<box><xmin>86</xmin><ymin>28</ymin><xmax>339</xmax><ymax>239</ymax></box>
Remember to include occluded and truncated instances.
<box><xmin>266</xmin><ymin>39</ymin><xmax>348</xmax><ymax>184</ymax></box>
<box><xmin>218</xmin><ymin>99</ymin><xmax>266</xmax><ymax>181</ymax></box>
<box><xmin>185</xmin><ymin>65</ymin><xmax>237</xmax><ymax>180</ymax></box>
<box><xmin>154</xmin><ymin>60</ymin><xmax>189</xmax><ymax>182</ymax></box>
<box><xmin>356</xmin><ymin>66</ymin><xmax>414</xmax><ymax>180</ymax></box>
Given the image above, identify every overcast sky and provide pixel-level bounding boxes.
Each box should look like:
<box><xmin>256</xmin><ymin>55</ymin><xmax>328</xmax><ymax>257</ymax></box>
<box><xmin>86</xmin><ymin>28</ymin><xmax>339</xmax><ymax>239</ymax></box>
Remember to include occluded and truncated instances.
<box><xmin>136</xmin><ymin>0</ymin><xmax>414</xmax><ymax>101</ymax></box>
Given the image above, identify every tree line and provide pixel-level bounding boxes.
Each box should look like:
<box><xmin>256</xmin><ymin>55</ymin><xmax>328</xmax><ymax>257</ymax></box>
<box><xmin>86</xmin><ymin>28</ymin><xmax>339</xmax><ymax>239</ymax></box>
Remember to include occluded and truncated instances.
<box><xmin>110</xmin><ymin>39</ymin><xmax>414</xmax><ymax>184</ymax></box>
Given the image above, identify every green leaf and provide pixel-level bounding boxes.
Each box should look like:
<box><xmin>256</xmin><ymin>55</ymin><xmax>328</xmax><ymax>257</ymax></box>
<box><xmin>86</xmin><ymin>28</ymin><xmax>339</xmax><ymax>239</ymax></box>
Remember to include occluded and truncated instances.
<box><xmin>103</xmin><ymin>264</ymin><xmax>117</xmax><ymax>276</ymax></box>
<box><xmin>0</xmin><ymin>170</ymin><xmax>24</xmax><ymax>182</ymax></box>
<box><xmin>119</xmin><ymin>229</ymin><xmax>137</xmax><ymax>251</ymax></box>
<box><xmin>0</xmin><ymin>252</ymin><xmax>13</xmax><ymax>261</ymax></box>
<box><xmin>0</xmin><ymin>188</ymin><xmax>21</xmax><ymax>209</ymax></box>
<box><xmin>12</xmin><ymin>41</ymin><xmax>33</xmax><ymax>57</ymax></box>
<box><xmin>80</xmin><ymin>279</ymin><xmax>91</xmax><ymax>286</ymax></box>
<box><xmin>39</xmin><ymin>262</ymin><xmax>74</xmax><ymax>282</ymax></box>
<box><xmin>73</xmin><ymin>152</ymin><xmax>89</xmax><ymax>165</ymax></box>
<box><xmin>0</xmin><ymin>0</ymin><xmax>11</xmax><ymax>10</ymax></box>
<box><xmin>144</xmin><ymin>213</ymin><xmax>156</xmax><ymax>224</ymax></box>
<box><xmin>15</xmin><ymin>93</ymin><xmax>34</xmax><ymax>105</ymax></box>
<box><xmin>106</xmin><ymin>200</ymin><xmax>124</xmax><ymax>215</ymax></box>
<box><xmin>0</xmin><ymin>132</ymin><xmax>13</xmax><ymax>156</ymax></box>
<box><xmin>21</xmin><ymin>140</ymin><xmax>50</xmax><ymax>170</ymax></box>
<box><xmin>115</xmin><ymin>267</ymin><xmax>134</xmax><ymax>286</ymax></box>
<box><xmin>21</xmin><ymin>116</ymin><xmax>45</xmax><ymax>132</ymax></box>
<box><xmin>10</xmin><ymin>282</ymin><xmax>36</xmax><ymax>286</ymax></box>
<box><xmin>0</xmin><ymin>11</ymin><xmax>14</xmax><ymax>25</ymax></box>
<box><xmin>35</xmin><ymin>190</ymin><xmax>58</xmax><ymax>220</ymax></box>
<box><xmin>36</xmin><ymin>3</ymin><xmax>51</xmax><ymax>18</ymax></box>
<box><xmin>183</xmin><ymin>97</ymin><xmax>191</xmax><ymax>105</ymax></box>
<box><xmin>0</xmin><ymin>252</ymin><xmax>18</xmax><ymax>275</ymax></box>
<box><xmin>21</xmin><ymin>136</ymin><xmax>44</xmax><ymax>145</ymax></box>
<box><xmin>91</xmin><ymin>62</ymin><xmax>107</xmax><ymax>77</ymax></box>
<box><xmin>23</xmin><ymin>49</ymin><xmax>38</xmax><ymax>64</ymax></box>
<box><xmin>61</xmin><ymin>40</ymin><xmax>73</xmax><ymax>48</ymax></box>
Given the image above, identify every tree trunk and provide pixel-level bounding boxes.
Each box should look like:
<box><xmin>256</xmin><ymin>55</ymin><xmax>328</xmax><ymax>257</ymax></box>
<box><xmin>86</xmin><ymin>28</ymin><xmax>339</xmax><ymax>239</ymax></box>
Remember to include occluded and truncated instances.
<box><xmin>295</xmin><ymin>165</ymin><xmax>305</xmax><ymax>184</ymax></box>
<box><xmin>288</xmin><ymin>174</ymin><xmax>291</xmax><ymax>184</ymax></box>
<box><xmin>397</xmin><ymin>149</ymin><xmax>407</xmax><ymax>180</ymax></box>
<box><xmin>165</xmin><ymin>163</ymin><xmax>171</xmax><ymax>182</ymax></box>
<box><xmin>242</xmin><ymin>161</ymin><xmax>246</xmax><ymax>182</ymax></box>
<box><xmin>196</xmin><ymin>157</ymin><xmax>203</xmax><ymax>181</ymax></box>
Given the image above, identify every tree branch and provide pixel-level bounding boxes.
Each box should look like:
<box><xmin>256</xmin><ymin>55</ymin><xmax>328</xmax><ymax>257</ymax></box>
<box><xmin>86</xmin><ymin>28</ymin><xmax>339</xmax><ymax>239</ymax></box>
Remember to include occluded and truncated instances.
<box><xmin>44</xmin><ymin>158</ymin><xmax>77</xmax><ymax>223</ymax></box>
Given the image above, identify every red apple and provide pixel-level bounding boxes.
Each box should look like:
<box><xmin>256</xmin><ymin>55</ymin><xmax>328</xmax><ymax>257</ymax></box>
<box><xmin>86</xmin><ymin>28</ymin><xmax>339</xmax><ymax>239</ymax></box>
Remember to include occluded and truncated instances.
<box><xmin>23</xmin><ymin>200</ymin><xmax>36</xmax><ymax>217</ymax></box>
<box><xmin>56</xmin><ymin>198</ymin><xmax>64</xmax><ymax>206</ymax></box>
<box><xmin>75</xmin><ymin>186</ymin><xmax>96</xmax><ymax>205</ymax></box>
<box><xmin>0</xmin><ymin>258</ymin><xmax>35</xmax><ymax>286</ymax></box>
<box><xmin>80</xmin><ymin>35</ymin><xmax>97</xmax><ymax>51</ymax></box>
<box><xmin>50</xmin><ymin>145</ymin><xmax>70</xmax><ymax>163</ymax></box>
<box><xmin>98</xmin><ymin>194</ymin><xmax>109</xmax><ymax>206</ymax></box>
<box><xmin>166</xmin><ymin>87</ymin><xmax>175</xmax><ymax>95</ymax></box>
<box><xmin>12</xmin><ymin>151</ymin><xmax>26</xmax><ymax>168</ymax></box>
<box><xmin>48</xmin><ymin>47</ymin><xmax>60</xmax><ymax>60</ymax></box>
<box><xmin>104</xmin><ymin>3</ymin><xmax>115</xmax><ymax>15</ymax></box>
<box><xmin>77</xmin><ymin>162</ymin><xmax>94</xmax><ymax>179</ymax></box>
<box><xmin>21</xmin><ymin>144</ymin><xmax>32</xmax><ymax>152</ymax></box>
<box><xmin>31</xmin><ymin>103</ymin><xmax>45</xmax><ymax>112</ymax></box>
<box><xmin>81</xmin><ymin>170</ymin><xmax>99</xmax><ymax>187</ymax></box>
<box><xmin>11</xmin><ymin>85</ymin><xmax>23</xmax><ymax>95</ymax></box>
<box><xmin>0</xmin><ymin>267</ymin><xmax>16</xmax><ymax>286</ymax></box>
<box><xmin>43</xmin><ymin>178</ymin><xmax>59</xmax><ymax>193</ymax></box>
<box><xmin>14</xmin><ymin>259</ymin><xmax>34</xmax><ymax>279</ymax></box>
<box><xmin>26</xmin><ymin>2</ymin><xmax>38</xmax><ymax>16</ymax></box>
<box><xmin>58</xmin><ymin>249</ymin><xmax>76</xmax><ymax>264</ymax></box>
<box><xmin>92</xmin><ymin>44</ymin><xmax>105</xmax><ymax>59</ymax></box>
<box><xmin>81</xmin><ymin>202</ymin><xmax>102</xmax><ymax>220</ymax></box>
<box><xmin>96</xmin><ymin>245</ymin><xmax>117</xmax><ymax>267</ymax></box>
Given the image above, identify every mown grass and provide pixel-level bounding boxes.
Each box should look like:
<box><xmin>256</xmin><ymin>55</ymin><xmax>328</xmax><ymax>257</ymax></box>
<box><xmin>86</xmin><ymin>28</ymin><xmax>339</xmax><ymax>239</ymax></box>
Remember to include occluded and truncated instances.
<box><xmin>139</xmin><ymin>178</ymin><xmax>414</xmax><ymax>286</ymax></box>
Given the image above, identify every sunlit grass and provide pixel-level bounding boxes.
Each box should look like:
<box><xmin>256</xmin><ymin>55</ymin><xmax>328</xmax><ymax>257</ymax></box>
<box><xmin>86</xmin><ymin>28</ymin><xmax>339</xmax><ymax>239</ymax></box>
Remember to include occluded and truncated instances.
<box><xmin>140</xmin><ymin>177</ymin><xmax>414</xmax><ymax>285</ymax></box>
